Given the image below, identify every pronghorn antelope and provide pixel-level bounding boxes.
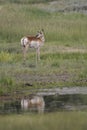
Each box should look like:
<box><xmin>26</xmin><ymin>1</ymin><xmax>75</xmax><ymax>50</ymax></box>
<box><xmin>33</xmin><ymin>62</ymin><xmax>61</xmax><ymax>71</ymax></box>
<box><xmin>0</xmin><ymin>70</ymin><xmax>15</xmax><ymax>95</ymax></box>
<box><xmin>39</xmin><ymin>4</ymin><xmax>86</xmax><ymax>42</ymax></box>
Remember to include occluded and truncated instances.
<box><xmin>21</xmin><ymin>95</ymin><xmax>45</xmax><ymax>113</ymax></box>
<box><xmin>21</xmin><ymin>29</ymin><xmax>45</xmax><ymax>65</ymax></box>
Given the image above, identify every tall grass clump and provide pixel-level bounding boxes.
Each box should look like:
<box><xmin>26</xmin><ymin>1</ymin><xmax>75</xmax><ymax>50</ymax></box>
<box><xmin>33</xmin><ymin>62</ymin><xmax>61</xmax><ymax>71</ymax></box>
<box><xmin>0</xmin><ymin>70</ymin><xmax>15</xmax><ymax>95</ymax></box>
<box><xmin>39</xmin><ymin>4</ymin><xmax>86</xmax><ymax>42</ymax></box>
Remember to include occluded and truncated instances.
<box><xmin>0</xmin><ymin>51</ymin><xmax>13</xmax><ymax>63</ymax></box>
<box><xmin>0</xmin><ymin>51</ymin><xmax>22</xmax><ymax>63</ymax></box>
<box><xmin>0</xmin><ymin>75</ymin><xmax>17</xmax><ymax>95</ymax></box>
<box><xmin>0</xmin><ymin>76</ymin><xmax>14</xmax><ymax>86</ymax></box>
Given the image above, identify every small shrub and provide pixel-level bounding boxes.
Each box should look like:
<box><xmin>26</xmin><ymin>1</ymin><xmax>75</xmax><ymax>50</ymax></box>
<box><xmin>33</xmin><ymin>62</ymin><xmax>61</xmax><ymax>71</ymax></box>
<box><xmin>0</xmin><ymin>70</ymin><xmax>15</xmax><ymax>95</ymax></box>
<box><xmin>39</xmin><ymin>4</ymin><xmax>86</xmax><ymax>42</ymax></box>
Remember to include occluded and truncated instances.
<box><xmin>0</xmin><ymin>51</ymin><xmax>13</xmax><ymax>62</ymax></box>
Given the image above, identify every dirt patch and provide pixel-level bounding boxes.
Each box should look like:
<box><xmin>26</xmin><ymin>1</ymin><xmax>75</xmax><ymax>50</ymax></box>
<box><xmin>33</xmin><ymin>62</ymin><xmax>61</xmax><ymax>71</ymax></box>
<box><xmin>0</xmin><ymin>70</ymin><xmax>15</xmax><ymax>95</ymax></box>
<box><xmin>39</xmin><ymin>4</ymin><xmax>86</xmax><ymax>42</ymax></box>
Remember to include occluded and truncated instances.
<box><xmin>15</xmin><ymin>72</ymin><xmax>74</xmax><ymax>86</ymax></box>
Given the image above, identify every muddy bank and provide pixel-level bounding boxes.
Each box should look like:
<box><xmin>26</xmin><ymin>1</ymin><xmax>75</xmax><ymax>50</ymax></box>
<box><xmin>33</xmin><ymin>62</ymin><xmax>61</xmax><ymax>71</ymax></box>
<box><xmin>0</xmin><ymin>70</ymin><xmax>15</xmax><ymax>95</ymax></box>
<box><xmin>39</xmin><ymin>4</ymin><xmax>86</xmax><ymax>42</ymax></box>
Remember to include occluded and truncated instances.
<box><xmin>37</xmin><ymin>87</ymin><xmax>87</xmax><ymax>96</ymax></box>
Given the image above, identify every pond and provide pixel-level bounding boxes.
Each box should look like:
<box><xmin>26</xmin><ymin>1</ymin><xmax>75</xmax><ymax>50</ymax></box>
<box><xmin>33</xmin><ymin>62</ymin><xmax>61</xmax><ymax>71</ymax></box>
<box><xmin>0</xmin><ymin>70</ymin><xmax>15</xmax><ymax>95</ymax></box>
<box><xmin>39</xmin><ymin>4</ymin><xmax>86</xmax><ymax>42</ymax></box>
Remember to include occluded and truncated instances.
<box><xmin>44</xmin><ymin>94</ymin><xmax>87</xmax><ymax>112</ymax></box>
<box><xmin>0</xmin><ymin>87</ymin><xmax>87</xmax><ymax>114</ymax></box>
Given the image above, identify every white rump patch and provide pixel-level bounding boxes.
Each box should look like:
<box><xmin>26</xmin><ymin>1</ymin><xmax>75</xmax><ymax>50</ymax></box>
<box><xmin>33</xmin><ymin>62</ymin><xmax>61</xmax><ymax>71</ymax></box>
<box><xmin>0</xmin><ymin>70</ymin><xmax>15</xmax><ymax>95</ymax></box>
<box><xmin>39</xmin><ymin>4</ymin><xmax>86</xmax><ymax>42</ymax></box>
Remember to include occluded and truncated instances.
<box><xmin>21</xmin><ymin>37</ymin><xmax>28</xmax><ymax>46</ymax></box>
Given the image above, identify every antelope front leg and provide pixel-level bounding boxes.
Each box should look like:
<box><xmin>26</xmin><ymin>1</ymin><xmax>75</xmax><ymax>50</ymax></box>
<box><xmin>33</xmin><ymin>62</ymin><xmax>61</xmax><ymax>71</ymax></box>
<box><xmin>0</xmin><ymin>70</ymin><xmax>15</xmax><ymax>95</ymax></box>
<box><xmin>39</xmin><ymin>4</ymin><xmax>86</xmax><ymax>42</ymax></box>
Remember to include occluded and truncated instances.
<box><xmin>36</xmin><ymin>47</ymin><xmax>40</xmax><ymax>67</ymax></box>
<box><xmin>36</xmin><ymin>49</ymin><xmax>38</xmax><ymax>67</ymax></box>
<box><xmin>37</xmin><ymin>47</ymin><xmax>40</xmax><ymax>61</ymax></box>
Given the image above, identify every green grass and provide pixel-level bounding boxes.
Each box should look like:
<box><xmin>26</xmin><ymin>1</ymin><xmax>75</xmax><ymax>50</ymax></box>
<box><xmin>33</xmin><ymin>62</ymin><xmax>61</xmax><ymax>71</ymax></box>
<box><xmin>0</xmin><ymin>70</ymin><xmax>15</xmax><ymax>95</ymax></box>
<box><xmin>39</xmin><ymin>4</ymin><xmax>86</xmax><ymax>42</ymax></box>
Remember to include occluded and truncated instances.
<box><xmin>0</xmin><ymin>2</ymin><xmax>87</xmax><ymax>95</ymax></box>
<box><xmin>0</xmin><ymin>4</ymin><xmax>87</xmax><ymax>44</ymax></box>
<box><xmin>0</xmin><ymin>112</ymin><xmax>87</xmax><ymax>130</ymax></box>
<box><xmin>0</xmin><ymin>0</ymin><xmax>55</xmax><ymax>4</ymax></box>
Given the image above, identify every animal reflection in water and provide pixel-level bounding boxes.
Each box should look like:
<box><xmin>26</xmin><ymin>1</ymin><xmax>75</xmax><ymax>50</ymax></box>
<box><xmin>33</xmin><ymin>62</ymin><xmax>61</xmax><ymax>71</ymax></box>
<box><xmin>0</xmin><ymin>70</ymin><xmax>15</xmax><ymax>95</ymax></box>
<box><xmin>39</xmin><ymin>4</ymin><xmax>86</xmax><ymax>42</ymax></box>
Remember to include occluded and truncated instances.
<box><xmin>21</xmin><ymin>95</ymin><xmax>45</xmax><ymax>113</ymax></box>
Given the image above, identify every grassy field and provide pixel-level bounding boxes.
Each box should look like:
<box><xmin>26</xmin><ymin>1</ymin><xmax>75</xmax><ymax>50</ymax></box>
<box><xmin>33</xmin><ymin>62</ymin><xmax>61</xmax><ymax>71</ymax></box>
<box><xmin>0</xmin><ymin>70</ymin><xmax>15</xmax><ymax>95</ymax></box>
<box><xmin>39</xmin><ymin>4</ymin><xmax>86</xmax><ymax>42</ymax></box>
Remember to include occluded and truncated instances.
<box><xmin>0</xmin><ymin>112</ymin><xmax>87</xmax><ymax>130</ymax></box>
<box><xmin>0</xmin><ymin>1</ymin><xmax>87</xmax><ymax>95</ymax></box>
